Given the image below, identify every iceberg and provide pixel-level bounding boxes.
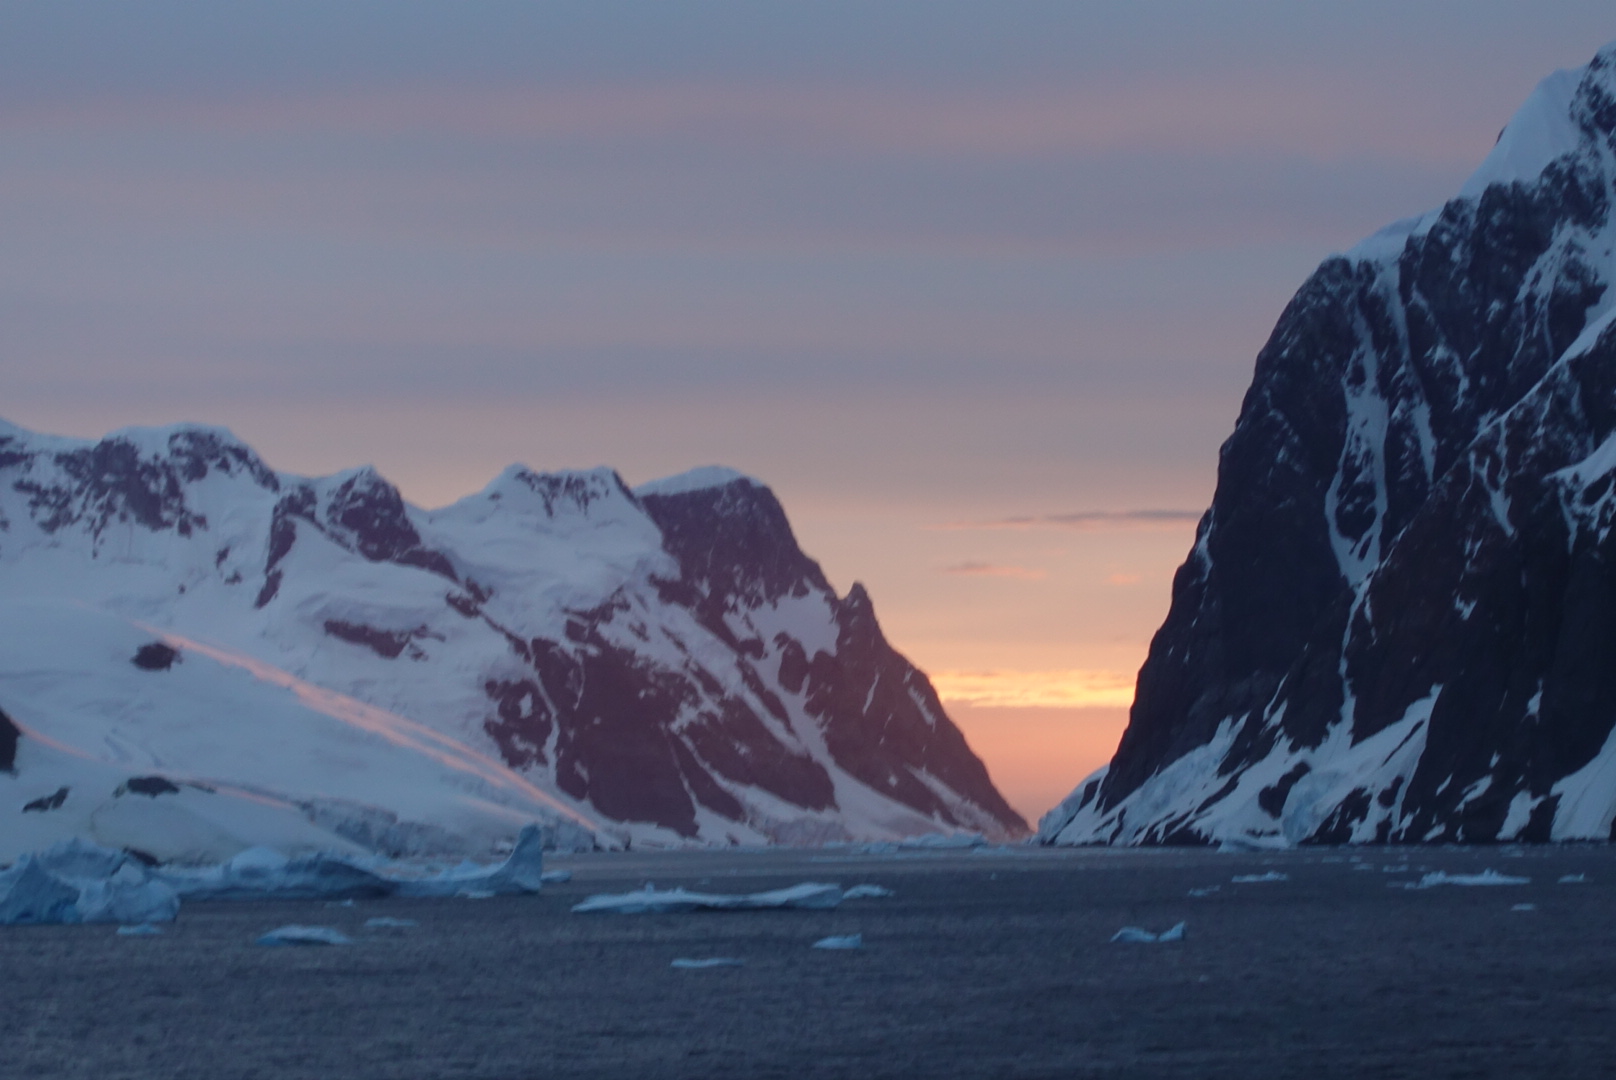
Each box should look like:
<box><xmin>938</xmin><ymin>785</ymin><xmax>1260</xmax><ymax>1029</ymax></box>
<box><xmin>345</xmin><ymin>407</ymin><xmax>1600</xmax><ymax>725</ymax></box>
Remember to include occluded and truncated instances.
<box><xmin>34</xmin><ymin>838</ymin><xmax>129</xmax><ymax>881</ymax></box>
<box><xmin>74</xmin><ymin>863</ymin><xmax>182</xmax><ymax>925</ymax></box>
<box><xmin>0</xmin><ymin>840</ymin><xmax>180</xmax><ymax>925</ymax></box>
<box><xmin>0</xmin><ymin>858</ymin><xmax>82</xmax><ymax>925</ymax></box>
<box><xmin>161</xmin><ymin>846</ymin><xmax>393</xmax><ymax>902</ymax></box>
<box><xmin>1231</xmin><ymin>872</ymin><xmax>1289</xmax><ymax>884</ymax></box>
<box><xmin>159</xmin><ymin>823</ymin><xmax>548</xmax><ymax>902</ymax></box>
<box><xmin>670</xmin><ymin>957</ymin><xmax>745</xmax><ymax>969</ymax></box>
<box><xmin>0</xmin><ymin>826</ymin><xmax>553</xmax><ymax>926</ymax></box>
<box><xmin>386</xmin><ymin>824</ymin><xmax>546</xmax><ymax>897</ymax></box>
<box><xmin>572</xmin><ymin>881</ymin><xmax>843</xmax><ymax>914</ymax></box>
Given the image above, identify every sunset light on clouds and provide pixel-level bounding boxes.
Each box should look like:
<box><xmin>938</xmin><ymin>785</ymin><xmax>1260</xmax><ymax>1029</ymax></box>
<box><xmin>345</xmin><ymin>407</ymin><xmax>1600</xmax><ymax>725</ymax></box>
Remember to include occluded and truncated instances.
<box><xmin>5</xmin><ymin>1</ymin><xmax>1615</xmax><ymax>820</ymax></box>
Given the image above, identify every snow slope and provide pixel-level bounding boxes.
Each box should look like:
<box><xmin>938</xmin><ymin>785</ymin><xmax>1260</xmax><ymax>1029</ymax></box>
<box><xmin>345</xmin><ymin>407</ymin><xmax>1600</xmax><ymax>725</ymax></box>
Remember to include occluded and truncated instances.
<box><xmin>0</xmin><ymin>424</ymin><xmax>1023</xmax><ymax>858</ymax></box>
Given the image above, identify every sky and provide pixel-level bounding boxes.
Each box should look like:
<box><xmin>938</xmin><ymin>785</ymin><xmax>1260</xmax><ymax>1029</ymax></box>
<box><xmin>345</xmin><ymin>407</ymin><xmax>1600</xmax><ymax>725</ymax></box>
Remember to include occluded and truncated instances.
<box><xmin>4</xmin><ymin>2</ymin><xmax>1615</xmax><ymax>823</ymax></box>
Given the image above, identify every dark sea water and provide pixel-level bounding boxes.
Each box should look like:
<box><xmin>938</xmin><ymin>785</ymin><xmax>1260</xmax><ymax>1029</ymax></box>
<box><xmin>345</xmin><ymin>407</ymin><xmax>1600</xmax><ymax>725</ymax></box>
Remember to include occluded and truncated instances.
<box><xmin>6</xmin><ymin>845</ymin><xmax>1616</xmax><ymax>1079</ymax></box>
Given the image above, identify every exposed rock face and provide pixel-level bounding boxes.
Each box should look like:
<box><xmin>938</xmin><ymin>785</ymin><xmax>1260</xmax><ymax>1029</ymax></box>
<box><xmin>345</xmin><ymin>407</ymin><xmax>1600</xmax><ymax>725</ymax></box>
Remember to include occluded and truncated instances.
<box><xmin>0</xmin><ymin>426</ymin><xmax>1023</xmax><ymax>846</ymax></box>
<box><xmin>0</xmin><ymin>706</ymin><xmax>18</xmax><ymax>773</ymax></box>
<box><xmin>1043</xmin><ymin>44</ymin><xmax>1616</xmax><ymax>847</ymax></box>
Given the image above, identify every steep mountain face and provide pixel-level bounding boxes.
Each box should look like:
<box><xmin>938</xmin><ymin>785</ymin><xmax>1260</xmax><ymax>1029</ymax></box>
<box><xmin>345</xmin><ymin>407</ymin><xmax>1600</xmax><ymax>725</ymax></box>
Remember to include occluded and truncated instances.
<box><xmin>0</xmin><ymin>429</ymin><xmax>1024</xmax><ymax>854</ymax></box>
<box><xmin>1044</xmin><ymin>44</ymin><xmax>1616</xmax><ymax>847</ymax></box>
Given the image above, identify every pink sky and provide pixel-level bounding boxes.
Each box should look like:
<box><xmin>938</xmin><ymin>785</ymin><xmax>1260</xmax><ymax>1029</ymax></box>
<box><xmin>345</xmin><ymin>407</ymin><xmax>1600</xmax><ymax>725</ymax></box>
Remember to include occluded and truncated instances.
<box><xmin>5</xmin><ymin>2</ymin><xmax>1615</xmax><ymax>818</ymax></box>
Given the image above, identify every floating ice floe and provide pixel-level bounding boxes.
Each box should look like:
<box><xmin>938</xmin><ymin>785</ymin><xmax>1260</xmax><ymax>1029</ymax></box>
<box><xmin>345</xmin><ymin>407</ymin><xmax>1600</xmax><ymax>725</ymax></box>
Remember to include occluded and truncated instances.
<box><xmin>670</xmin><ymin>957</ymin><xmax>745</xmax><ymax>969</ymax></box>
<box><xmin>1111</xmin><ymin>922</ymin><xmax>1186</xmax><ymax>944</ymax></box>
<box><xmin>1512</xmin><ymin>903</ymin><xmax>1537</xmax><ymax>911</ymax></box>
<box><xmin>1187</xmin><ymin>886</ymin><xmax>1220</xmax><ymax>897</ymax></box>
<box><xmin>0</xmin><ymin>839</ymin><xmax>180</xmax><ymax>926</ymax></box>
<box><xmin>363</xmin><ymin>917</ymin><xmax>417</xmax><ymax>929</ymax></box>
<box><xmin>1559</xmin><ymin>874</ymin><xmax>1589</xmax><ymax>884</ymax></box>
<box><xmin>812</xmin><ymin>934</ymin><xmax>863</xmax><ymax>950</ymax></box>
<box><xmin>1411</xmin><ymin>869</ymin><xmax>1530</xmax><ymax>889</ymax></box>
<box><xmin>571</xmin><ymin>882</ymin><xmax>843</xmax><ymax>914</ymax></box>
<box><xmin>1231</xmin><ymin>872</ymin><xmax>1288</xmax><ymax>884</ymax></box>
<box><xmin>539</xmin><ymin>869</ymin><xmax>573</xmax><ymax>884</ymax></box>
<box><xmin>116</xmin><ymin>923</ymin><xmax>164</xmax><ymax>936</ymax></box>
<box><xmin>256</xmin><ymin>925</ymin><xmax>353</xmax><ymax>947</ymax></box>
<box><xmin>842</xmin><ymin>884</ymin><xmax>894</xmax><ymax>900</ymax></box>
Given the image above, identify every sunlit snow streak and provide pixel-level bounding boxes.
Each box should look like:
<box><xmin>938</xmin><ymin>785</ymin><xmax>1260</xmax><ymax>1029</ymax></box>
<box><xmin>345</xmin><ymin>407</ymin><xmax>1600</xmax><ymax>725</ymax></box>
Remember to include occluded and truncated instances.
<box><xmin>135</xmin><ymin>622</ymin><xmax>600</xmax><ymax>832</ymax></box>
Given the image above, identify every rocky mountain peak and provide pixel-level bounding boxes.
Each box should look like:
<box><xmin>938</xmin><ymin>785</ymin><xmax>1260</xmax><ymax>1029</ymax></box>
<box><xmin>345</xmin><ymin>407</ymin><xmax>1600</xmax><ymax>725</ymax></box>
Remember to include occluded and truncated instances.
<box><xmin>639</xmin><ymin>474</ymin><xmax>830</xmax><ymax>607</ymax></box>
<box><xmin>0</xmin><ymin>420</ymin><xmax>1023</xmax><ymax>849</ymax></box>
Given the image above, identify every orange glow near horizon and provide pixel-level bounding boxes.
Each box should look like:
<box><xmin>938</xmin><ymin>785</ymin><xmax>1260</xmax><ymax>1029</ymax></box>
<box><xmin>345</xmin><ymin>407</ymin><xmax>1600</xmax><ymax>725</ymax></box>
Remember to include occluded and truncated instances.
<box><xmin>931</xmin><ymin>668</ymin><xmax>1136</xmax><ymax>709</ymax></box>
<box><xmin>945</xmin><ymin>704</ymin><xmax>1129</xmax><ymax>826</ymax></box>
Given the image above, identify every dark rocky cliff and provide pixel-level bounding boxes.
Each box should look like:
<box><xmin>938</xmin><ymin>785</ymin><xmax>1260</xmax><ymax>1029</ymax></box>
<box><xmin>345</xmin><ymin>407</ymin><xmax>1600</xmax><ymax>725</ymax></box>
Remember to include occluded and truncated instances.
<box><xmin>1044</xmin><ymin>44</ymin><xmax>1616</xmax><ymax>847</ymax></box>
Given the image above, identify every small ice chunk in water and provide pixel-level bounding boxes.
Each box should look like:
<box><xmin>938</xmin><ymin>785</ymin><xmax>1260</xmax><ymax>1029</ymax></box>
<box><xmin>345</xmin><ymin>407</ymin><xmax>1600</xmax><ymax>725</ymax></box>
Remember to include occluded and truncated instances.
<box><xmin>573</xmin><ymin>882</ymin><xmax>843</xmax><ymax>914</ymax></box>
<box><xmin>1559</xmin><ymin>874</ymin><xmax>1589</xmax><ymax>884</ymax></box>
<box><xmin>1231</xmin><ymin>872</ymin><xmax>1288</xmax><ymax>884</ymax></box>
<box><xmin>843</xmin><ymin>885</ymin><xmax>894</xmax><ymax>900</ymax></box>
<box><xmin>116</xmin><ymin>923</ymin><xmax>164</xmax><ymax>936</ymax></box>
<box><xmin>1187</xmin><ymin>886</ymin><xmax>1220</xmax><ymax>897</ymax></box>
<box><xmin>670</xmin><ymin>958</ymin><xmax>745</xmax><ymax>969</ymax></box>
<box><xmin>1511</xmin><ymin>903</ymin><xmax>1537</xmax><ymax>911</ymax></box>
<box><xmin>1112</xmin><ymin>922</ymin><xmax>1186</xmax><ymax>943</ymax></box>
<box><xmin>540</xmin><ymin>870</ymin><xmax>573</xmax><ymax>884</ymax></box>
<box><xmin>1415</xmin><ymin>870</ymin><xmax>1529</xmax><ymax>888</ymax></box>
<box><xmin>256</xmin><ymin>925</ymin><xmax>353</xmax><ymax>947</ymax></box>
<box><xmin>812</xmin><ymin>934</ymin><xmax>863</xmax><ymax>950</ymax></box>
<box><xmin>364</xmin><ymin>917</ymin><xmax>418</xmax><ymax>929</ymax></box>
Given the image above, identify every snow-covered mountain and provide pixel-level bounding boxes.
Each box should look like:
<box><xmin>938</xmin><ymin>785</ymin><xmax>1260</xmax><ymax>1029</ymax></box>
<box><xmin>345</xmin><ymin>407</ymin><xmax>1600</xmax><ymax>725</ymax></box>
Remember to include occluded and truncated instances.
<box><xmin>0</xmin><ymin>421</ymin><xmax>1024</xmax><ymax>860</ymax></box>
<box><xmin>1044</xmin><ymin>43</ymin><xmax>1616</xmax><ymax>847</ymax></box>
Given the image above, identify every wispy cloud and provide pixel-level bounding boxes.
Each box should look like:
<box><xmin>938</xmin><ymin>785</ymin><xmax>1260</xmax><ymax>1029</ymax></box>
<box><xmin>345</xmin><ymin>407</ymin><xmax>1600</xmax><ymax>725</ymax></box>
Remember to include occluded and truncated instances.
<box><xmin>940</xmin><ymin>561</ymin><xmax>1046</xmax><ymax>581</ymax></box>
<box><xmin>935</xmin><ymin>509</ymin><xmax>1202</xmax><ymax>532</ymax></box>
<box><xmin>931</xmin><ymin>669</ymin><xmax>1135</xmax><ymax>709</ymax></box>
<box><xmin>0</xmin><ymin>81</ymin><xmax>1491</xmax><ymax>166</ymax></box>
